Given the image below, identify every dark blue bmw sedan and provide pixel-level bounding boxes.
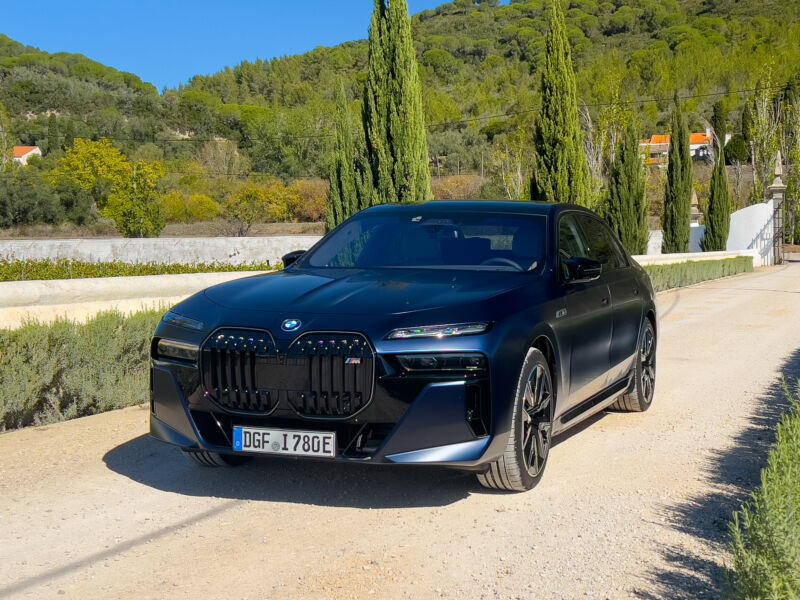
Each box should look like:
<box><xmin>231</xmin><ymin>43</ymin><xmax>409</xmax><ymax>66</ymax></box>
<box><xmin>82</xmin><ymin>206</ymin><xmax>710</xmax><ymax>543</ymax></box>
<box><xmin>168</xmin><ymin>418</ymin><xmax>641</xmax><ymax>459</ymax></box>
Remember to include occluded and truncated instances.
<box><xmin>150</xmin><ymin>201</ymin><xmax>657</xmax><ymax>491</ymax></box>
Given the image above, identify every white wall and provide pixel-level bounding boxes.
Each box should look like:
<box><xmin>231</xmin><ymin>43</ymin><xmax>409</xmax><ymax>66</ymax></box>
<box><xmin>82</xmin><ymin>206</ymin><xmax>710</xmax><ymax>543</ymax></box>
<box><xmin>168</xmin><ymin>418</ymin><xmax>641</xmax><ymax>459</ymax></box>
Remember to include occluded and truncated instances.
<box><xmin>646</xmin><ymin>200</ymin><xmax>775</xmax><ymax>266</ymax></box>
<box><xmin>727</xmin><ymin>200</ymin><xmax>774</xmax><ymax>266</ymax></box>
<box><xmin>0</xmin><ymin>236</ymin><xmax>323</xmax><ymax>267</ymax></box>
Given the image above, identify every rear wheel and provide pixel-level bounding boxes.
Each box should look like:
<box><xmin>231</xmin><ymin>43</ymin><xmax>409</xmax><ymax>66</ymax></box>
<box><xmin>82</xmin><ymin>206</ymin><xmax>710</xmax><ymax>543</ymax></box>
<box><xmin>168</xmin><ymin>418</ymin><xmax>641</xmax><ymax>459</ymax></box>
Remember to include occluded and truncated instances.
<box><xmin>477</xmin><ymin>348</ymin><xmax>553</xmax><ymax>492</ymax></box>
<box><xmin>611</xmin><ymin>318</ymin><xmax>656</xmax><ymax>412</ymax></box>
<box><xmin>181</xmin><ymin>449</ymin><xmax>251</xmax><ymax>467</ymax></box>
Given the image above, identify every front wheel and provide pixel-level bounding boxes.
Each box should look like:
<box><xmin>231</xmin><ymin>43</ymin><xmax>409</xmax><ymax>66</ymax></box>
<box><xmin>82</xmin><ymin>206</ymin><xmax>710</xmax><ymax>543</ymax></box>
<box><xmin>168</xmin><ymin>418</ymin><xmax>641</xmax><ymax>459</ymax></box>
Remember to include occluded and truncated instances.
<box><xmin>477</xmin><ymin>348</ymin><xmax>553</xmax><ymax>492</ymax></box>
<box><xmin>611</xmin><ymin>318</ymin><xmax>656</xmax><ymax>412</ymax></box>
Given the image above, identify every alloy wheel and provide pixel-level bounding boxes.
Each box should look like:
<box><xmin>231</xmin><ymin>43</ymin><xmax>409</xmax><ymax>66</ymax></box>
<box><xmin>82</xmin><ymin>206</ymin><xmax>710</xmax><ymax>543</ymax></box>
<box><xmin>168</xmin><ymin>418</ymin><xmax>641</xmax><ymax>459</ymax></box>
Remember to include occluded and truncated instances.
<box><xmin>521</xmin><ymin>364</ymin><xmax>552</xmax><ymax>477</ymax></box>
<box><xmin>640</xmin><ymin>326</ymin><xmax>656</xmax><ymax>403</ymax></box>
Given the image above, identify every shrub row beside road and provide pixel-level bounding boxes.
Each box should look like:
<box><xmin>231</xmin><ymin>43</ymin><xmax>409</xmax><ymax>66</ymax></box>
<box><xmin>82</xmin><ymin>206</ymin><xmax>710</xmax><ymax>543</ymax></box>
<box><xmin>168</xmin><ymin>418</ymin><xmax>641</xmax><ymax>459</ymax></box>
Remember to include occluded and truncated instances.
<box><xmin>0</xmin><ymin>258</ymin><xmax>274</xmax><ymax>281</ymax></box>
<box><xmin>0</xmin><ymin>255</ymin><xmax>752</xmax><ymax>286</ymax></box>
<box><xmin>644</xmin><ymin>256</ymin><xmax>753</xmax><ymax>292</ymax></box>
<box><xmin>0</xmin><ymin>310</ymin><xmax>162</xmax><ymax>431</ymax></box>
<box><xmin>728</xmin><ymin>381</ymin><xmax>800</xmax><ymax>598</ymax></box>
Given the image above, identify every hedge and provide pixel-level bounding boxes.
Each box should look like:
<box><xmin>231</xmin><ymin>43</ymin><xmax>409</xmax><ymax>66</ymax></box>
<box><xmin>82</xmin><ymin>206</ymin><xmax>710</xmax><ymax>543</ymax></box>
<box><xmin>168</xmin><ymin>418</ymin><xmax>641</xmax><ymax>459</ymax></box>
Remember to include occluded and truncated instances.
<box><xmin>0</xmin><ymin>258</ymin><xmax>274</xmax><ymax>282</ymax></box>
<box><xmin>0</xmin><ymin>310</ymin><xmax>162</xmax><ymax>431</ymax></box>
<box><xmin>728</xmin><ymin>381</ymin><xmax>800</xmax><ymax>598</ymax></box>
<box><xmin>643</xmin><ymin>256</ymin><xmax>753</xmax><ymax>292</ymax></box>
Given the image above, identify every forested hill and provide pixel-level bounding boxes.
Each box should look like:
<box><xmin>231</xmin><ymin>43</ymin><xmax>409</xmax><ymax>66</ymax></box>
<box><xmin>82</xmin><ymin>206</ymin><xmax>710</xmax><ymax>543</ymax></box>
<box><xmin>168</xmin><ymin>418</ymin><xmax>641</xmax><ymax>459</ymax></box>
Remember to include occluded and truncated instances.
<box><xmin>2</xmin><ymin>0</ymin><xmax>800</xmax><ymax>180</ymax></box>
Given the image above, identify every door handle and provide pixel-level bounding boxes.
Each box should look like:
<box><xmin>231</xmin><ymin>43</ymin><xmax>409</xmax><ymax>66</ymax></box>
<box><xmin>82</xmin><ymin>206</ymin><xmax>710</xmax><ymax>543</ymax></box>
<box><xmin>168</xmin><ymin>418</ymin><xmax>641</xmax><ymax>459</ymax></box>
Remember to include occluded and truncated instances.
<box><xmin>601</xmin><ymin>297</ymin><xmax>609</xmax><ymax>306</ymax></box>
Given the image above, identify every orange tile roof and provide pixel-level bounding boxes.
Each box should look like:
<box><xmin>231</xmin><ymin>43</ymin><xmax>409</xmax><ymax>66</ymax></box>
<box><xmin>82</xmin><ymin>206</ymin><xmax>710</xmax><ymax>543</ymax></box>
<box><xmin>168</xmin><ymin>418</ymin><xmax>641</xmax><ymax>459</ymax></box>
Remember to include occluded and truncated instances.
<box><xmin>689</xmin><ymin>132</ymin><xmax>712</xmax><ymax>145</ymax></box>
<box><xmin>13</xmin><ymin>146</ymin><xmax>39</xmax><ymax>158</ymax></box>
<box><xmin>640</xmin><ymin>133</ymin><xmax>712</xmax><ymax>147</ymax></box>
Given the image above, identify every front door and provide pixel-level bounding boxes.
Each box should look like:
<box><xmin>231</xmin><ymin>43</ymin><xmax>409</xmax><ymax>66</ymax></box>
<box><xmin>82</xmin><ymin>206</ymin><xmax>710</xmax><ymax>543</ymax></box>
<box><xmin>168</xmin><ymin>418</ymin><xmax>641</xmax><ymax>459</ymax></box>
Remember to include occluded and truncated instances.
<box><xmin>557</xmin><ymin>214</ymin><xmax>614</xmax><ymax>415</ymax></box>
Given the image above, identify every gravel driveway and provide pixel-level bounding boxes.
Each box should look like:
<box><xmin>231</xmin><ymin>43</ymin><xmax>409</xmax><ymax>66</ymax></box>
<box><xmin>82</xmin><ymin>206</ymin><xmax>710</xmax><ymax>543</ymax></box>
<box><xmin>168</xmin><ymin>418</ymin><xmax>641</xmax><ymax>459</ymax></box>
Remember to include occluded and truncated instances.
<box><xmin>1</xmin><ymin>263</ymin><xmax>799</xmax><ymax>599</ymax></box>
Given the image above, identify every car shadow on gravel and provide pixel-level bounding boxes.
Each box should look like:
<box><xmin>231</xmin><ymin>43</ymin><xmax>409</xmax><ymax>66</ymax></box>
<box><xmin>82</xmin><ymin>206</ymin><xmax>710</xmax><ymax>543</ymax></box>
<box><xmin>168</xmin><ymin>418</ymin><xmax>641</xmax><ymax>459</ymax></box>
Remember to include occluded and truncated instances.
<box><xmin>635</xmin><ymin>348</ymin><xmax>800</xmax><ymax>600</ymax></box>
<box><xmin>103</xmin><ymin>411</ymin><xmax>609</xmax><ymax>508</ymax></box>
<box><xmin>103</xmin><ymin>434</ymin><xmax>480</xmax><ymax>509</ymax></box>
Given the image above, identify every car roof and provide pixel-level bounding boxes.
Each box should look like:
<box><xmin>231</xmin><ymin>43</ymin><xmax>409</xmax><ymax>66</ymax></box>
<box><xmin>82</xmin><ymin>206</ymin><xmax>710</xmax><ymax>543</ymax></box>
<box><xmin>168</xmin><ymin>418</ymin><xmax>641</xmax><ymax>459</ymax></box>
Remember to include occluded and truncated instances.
<box><xmin>363</xmin><ymin>201</ymin><xmax>596</xmax><ymax>218</ymax></box>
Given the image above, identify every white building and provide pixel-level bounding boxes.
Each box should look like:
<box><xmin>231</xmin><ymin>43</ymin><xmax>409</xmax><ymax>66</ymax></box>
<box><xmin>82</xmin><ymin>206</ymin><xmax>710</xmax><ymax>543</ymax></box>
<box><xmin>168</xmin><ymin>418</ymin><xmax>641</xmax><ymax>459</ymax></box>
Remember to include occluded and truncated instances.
<box><xmin>12</xmin><ymin>146</ymin><xmax>42</xmax><ymax>166</ymax></box>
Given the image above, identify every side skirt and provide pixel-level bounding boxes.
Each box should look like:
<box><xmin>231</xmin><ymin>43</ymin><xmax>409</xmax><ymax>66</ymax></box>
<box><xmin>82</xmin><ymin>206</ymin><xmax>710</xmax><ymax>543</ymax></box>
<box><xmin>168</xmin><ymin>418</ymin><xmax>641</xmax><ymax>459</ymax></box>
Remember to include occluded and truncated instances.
<box><xmin>554</xmin><ymin>375</ymin><xmax>632</xmax><ymax>434</ymax></box>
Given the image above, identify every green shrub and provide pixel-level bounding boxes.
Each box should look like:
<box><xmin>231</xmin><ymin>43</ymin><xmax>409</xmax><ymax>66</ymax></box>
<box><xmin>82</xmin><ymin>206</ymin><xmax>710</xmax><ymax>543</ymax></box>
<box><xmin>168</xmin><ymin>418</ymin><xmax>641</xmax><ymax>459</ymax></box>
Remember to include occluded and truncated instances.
<box><xmin>643</xmin><ymin>256</ymin><xmax>753</xmax><ymax>292</ymax></box>
<box><xmin>728</xmin><ymin>381</ymin><xmax>800</xmax><ymax>599</ymax></box>
<box><xmin>0</xmin><ymin>258</ymin><xmax>274</xmax><ymax>281</ymax></box>
<box><xmin>0</xmin><ymin>310</ymin><xmax>163</xmax><ymax>430</ymax></box>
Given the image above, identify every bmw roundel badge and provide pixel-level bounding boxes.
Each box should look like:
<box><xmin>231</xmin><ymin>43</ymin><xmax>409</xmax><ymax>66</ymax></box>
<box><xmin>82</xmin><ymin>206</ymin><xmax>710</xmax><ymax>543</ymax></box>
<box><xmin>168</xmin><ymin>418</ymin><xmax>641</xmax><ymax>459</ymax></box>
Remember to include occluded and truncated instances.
<box><xmin>281</xmin><ymin>318</ymin><xmax>302</xmax><ymax>332</ymax></box>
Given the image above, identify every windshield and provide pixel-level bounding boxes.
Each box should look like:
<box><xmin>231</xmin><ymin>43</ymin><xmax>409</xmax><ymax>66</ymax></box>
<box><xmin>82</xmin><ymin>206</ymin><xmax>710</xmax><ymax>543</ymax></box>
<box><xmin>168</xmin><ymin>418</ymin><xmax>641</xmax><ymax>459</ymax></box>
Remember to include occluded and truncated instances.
<box><xmin>302</xmin><ymin>211</ymin><xmax>546</xmax><ymax>272</ymax></box>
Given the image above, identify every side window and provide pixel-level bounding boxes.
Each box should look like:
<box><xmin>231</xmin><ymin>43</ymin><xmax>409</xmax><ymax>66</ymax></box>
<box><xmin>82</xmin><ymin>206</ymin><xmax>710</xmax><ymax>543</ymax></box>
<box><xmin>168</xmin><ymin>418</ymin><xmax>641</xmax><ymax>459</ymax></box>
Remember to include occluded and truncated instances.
<box><xmin>557</xmin><ymin>215</ymin><xmax>589</xmax><ymax>278</ymax></box>
<box><xmin>576</xmin><ymin>216</ymin><xmax>625</xmax><ymax>272</ymax></box>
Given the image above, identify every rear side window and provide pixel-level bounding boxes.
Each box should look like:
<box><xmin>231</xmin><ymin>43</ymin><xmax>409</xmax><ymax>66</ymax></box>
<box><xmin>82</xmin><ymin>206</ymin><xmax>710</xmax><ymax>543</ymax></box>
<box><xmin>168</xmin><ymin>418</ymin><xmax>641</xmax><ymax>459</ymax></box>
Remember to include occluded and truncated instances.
<box><xmin>576</xmin><ymin>215</ymin><xmax>625</xmax><ymax>272</ymax></box>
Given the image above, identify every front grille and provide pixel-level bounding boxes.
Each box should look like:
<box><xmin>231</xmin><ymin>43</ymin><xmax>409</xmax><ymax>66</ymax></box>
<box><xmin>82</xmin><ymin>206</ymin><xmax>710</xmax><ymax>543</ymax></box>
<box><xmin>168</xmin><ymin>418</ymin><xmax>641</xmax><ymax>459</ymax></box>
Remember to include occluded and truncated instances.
<box><xmin>287</xmin><ymin>333</ymin><xmax>374</xmax><ymax>417</ymax></box>
<box><xmin>202</xmin><ymin>330</ymin><xmax>280</xmax><ymax>413</ymax></box>
<box><xmin>201</xmin><ymin>329</ymin><xmax>375</xmax><ymax>418</ymax></box>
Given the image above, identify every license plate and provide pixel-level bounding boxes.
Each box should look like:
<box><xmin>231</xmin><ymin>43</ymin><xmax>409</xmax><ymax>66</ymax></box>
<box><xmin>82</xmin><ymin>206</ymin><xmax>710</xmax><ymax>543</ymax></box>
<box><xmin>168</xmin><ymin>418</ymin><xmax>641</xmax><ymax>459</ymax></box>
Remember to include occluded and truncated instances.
<box><xmin>232</xmin><ymin>426</ymin><xmax>336</xmax><ymax>458</ymax></box>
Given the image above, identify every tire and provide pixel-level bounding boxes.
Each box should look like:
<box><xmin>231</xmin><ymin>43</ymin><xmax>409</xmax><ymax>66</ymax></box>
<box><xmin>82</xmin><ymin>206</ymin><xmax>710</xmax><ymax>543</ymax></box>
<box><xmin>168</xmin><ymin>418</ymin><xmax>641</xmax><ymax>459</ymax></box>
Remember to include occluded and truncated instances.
<box><xmin>611</xmin><ymin>318</ymin><xmax>656</xmax><ymax>412</ymax></box>
<box><xmin>477</xmin><ymin>348</ymin><xmax>554</xmax><ymax>492</ymax></box>
<box><xmin>181</xmin><ymin>449</ymin><xmax>252</xmax><ymax>467</ymax></box>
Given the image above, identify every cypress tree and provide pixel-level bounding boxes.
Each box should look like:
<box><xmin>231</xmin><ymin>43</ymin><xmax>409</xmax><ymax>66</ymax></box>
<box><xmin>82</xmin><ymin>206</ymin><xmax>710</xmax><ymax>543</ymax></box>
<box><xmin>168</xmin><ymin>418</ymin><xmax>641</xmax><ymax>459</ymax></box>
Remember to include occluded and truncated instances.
<box><xmin>45</xmin><ymin>115</ymin><xmax>60</xmax><ymax>155</ymax></box>
<box><xmin>711</xmin><ymin>100</ymin><xmax>727</xmax><ymax>140</ymax></box>
<box><xmin>363</xmin><ymin>0</ymin><xmax>432</xmax><ymax>205</ymax></box>
<box><xmin>741</xmin><ymin>101</ymin><xmax>753</xmax><ymax>147</ymax></box>
<box><xmin>662</xmin><ymin>96</ymin><xmax>693</xmax><ymax>253</ymax></box>
<box><xmin>606</xmin><ymin>123</ymin><xmax>649</xmax><ymax>255</ymax></box>
<box><xmin>328</xmin><ymin>82</ymin><xmax>358</xmax><ymax>231</ymax></box>
<box><xmin>328</xmin><ymin>81</ymin><xmax>376</xmax><ymax>231</ymax></box>
<box><xmin>61</xmin><ymin>120</ymin><xmax>76</xmax><ymax>151</ymax></box>
<box><xmin>703</xmin><ymin>145</ymin><xmax>732</xmax><ymax>251</ymax></box>
<box><xmin>531</xmin><ymin>0</ymin><xmax>592</xmax><ymax>207</ymax></box>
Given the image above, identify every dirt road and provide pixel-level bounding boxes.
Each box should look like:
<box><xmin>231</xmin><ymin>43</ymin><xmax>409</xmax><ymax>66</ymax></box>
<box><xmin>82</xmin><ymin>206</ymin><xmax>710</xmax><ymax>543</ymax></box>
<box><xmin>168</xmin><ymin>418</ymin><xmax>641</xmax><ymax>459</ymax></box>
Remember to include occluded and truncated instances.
<box><xmin>1</xmin><ymin>264</ymin><xmax>799</xmax><ymax>599</ymax></box>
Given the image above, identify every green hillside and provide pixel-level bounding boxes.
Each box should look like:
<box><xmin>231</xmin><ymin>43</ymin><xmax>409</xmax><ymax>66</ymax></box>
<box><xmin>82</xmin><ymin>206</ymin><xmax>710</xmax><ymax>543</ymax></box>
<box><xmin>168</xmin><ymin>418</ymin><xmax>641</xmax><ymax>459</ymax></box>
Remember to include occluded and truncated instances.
<box><xmin>1</xmin><ymin>1</ymin><xmax>799</xmax><ymax>179</ymax></box>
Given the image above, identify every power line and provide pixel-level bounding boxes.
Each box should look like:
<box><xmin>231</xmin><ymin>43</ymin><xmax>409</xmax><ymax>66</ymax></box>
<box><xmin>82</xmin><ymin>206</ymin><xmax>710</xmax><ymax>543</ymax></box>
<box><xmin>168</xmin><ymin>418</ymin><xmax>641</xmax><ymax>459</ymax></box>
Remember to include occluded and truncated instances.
<box><xmin>426</xmin><ymin>85</ymin><xmax>786</xmax><ymax>130</ymax></box>
<box><xmin>9</xmin><ymin>84</ymin><xmax>785</xmax><ymax>154</ymax></box>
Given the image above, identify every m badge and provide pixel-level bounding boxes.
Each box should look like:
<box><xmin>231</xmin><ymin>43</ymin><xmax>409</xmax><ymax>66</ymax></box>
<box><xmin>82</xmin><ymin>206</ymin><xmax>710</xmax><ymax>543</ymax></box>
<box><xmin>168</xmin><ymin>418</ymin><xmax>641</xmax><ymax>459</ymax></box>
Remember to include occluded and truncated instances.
<box><xmin>345</xmin><ymin>358</ymin><xmax>362</xmax><ymax>365</ymax></box>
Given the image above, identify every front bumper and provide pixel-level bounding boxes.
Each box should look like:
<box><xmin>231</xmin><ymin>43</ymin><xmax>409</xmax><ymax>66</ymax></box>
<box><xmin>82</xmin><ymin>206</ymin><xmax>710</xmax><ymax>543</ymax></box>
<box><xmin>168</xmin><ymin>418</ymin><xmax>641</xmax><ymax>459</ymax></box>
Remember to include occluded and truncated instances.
<box><xmin>150</xmin><ymin>358</ymin><xmax>497</xmax><ymax>468</ymax></box>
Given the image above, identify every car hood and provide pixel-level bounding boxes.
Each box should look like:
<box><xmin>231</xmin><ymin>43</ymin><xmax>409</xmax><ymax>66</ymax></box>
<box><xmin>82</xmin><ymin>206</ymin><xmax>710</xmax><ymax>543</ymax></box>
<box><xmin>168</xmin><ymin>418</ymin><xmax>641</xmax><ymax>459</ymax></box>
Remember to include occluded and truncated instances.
<box><xmin>203</xmin><ymin>268</ymin><xmax>527</xmax><ymax>316</ymax></box>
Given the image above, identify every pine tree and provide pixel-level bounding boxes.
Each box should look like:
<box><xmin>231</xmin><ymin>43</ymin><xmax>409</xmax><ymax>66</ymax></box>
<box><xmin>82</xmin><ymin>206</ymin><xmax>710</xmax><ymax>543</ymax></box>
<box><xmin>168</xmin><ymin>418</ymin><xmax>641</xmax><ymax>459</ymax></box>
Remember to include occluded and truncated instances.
<box><xmin>606</xmin><ymin>123</ymin><xmax>649</xmax><ymax>255</ymax></box>
<box><xmin>328</xmin><ymin>81</ymin><xmax>375</xmax><ymax>230</ymax></box>
<box><xmin>531</xmin><ymin>0</ymin><xmax>592</xmax><ymax>207</ymax></box>
<box><xmin>362</xmin><ymin>0</ymin><xmax>432</xmax><ymax>206</ymax></box>
<box><xmin>703</xmin><ymin>145</ymin><xmax>732</xmax><ymax>251</ymax></box>
<box><xmin>662</xmin><ymin>96</ymin><xmax>693</xmax><ymax>253</ymax></box>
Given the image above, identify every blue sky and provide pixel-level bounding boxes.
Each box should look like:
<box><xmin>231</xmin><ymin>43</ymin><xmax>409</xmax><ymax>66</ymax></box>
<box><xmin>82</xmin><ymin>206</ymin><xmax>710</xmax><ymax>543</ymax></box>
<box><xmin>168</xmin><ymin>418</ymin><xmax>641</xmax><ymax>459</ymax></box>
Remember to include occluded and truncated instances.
<box><xmin>3</xmin><ymin>1</ymin><xmax>448</xmax><ymax>91</ymax></box>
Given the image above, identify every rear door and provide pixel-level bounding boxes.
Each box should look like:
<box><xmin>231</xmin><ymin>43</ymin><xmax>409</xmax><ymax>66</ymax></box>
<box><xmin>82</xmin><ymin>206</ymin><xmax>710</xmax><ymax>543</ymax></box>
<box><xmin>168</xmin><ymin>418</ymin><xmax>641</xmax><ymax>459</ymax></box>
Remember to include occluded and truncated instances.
<box><xmin>556</xmin><ymin>213</ymin><xmax>614</xmax><ymax>414</ymax></box>
<box><xmin>575</xmin><ymin>214</ymin><xmax>643</xmax><ymax>384</ymax></box>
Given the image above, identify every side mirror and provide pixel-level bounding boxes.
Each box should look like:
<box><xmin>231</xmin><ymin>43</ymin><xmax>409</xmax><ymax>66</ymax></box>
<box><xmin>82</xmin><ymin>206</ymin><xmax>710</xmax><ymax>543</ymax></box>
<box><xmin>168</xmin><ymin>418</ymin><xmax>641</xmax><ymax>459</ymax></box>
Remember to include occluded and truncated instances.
<box><xmin>281</xmin><ymin>250</ymin><xmax>306</xmax><ymax>268</ymax></box>
<box><xmin>564</xmin><ymin>257</ymin><xmax>602</xmax><ymax>283</ymax></box>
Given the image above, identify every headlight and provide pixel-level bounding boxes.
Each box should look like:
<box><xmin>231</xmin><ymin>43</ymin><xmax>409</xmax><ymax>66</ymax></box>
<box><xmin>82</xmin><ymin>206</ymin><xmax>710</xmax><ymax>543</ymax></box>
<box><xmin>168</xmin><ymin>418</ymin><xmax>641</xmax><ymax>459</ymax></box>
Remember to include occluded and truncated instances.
<box><xmin>156</xmin><ymin>339</ymin><xmax>200</xmax><ymax>362</ymax></box>
<box><xmin>163</xmin><ymin>311</ymin><xmax>206</xmax><ymax>331</ymax></box>
<box><xmin>385</xmin><ymin>322</ymin><xmax>490</xmax><ymax>340</ymax></box>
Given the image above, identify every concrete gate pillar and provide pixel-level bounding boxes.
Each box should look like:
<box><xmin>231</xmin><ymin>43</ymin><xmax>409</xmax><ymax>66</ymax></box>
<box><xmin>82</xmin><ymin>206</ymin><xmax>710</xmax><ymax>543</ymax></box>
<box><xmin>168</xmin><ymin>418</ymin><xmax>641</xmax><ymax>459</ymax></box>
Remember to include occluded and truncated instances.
<box><xmin>768</xmin><ymin>152</ymin><xmax>787</xmax><ymax>265</ymax></box>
